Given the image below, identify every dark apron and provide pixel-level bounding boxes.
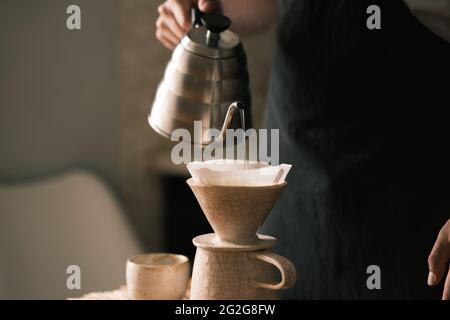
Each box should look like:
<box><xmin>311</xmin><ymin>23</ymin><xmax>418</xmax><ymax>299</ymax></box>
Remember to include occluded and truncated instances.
<box><xmin>262</xmin><ymin>0</ymin><xmax>450</xmax><ymax>299</ymax></box>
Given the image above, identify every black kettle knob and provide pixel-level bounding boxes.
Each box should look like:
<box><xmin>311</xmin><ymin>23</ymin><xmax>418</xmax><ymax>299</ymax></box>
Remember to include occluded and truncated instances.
<box><xmin>201</xmin><ymin>13</ymin><xmax>231</xmax><ymax>34</ymax></box>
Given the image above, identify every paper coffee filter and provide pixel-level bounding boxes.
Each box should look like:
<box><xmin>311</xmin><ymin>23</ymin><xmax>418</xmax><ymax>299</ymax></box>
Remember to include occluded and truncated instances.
<box><xmin>187</xmin><ymin>160</ymin><xmax>292</xmax><ymax>186</ymax></box>
<box><xmin>188</xmin><ymin>159</ymin><xmax>269</xmax><ymax>171</ymax></box>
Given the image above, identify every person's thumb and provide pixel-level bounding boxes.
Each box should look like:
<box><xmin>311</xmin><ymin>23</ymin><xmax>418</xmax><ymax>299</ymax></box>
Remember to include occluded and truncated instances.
<box><xmin>427</xmin><ymin>230</ymin><xmax>450</xmax><ymax>286</ymax></box>
<box><xmin>198</xmin><ymin>0</ymin><xmax>221</xmax><ymax>13</ymax></box>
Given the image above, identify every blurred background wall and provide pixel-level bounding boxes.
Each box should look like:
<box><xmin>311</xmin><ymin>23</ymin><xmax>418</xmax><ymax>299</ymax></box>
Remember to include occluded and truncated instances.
<box><xmin>0</xmin><ymin>0</ymin><xmax>121</xmax><ymax>187</ymax></box>
<box><xmin>0</xmin><ymin>0</ymin><xmax>274</xmax><ymax>298</ymax></box>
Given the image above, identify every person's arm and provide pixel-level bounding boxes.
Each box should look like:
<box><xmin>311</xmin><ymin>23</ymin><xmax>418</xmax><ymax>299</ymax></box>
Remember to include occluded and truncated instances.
<box><xmin>404</xmin><ymin>0</ymin><xmax>450</xmax><ymax>43</ymax></box>
<box><xmin>156</xmin><ymin>0</ymin><xmax>276</xmax><ymax>50</ymax></box>
<box><xmin>427</xmin><ymin>218</ymin><xmax>450</xmax><ymax>299</ymax></box>
<box><xmin>219</xmin><ymin>0</ymin><xmax>276</xmax><ymax>35</ymax></box>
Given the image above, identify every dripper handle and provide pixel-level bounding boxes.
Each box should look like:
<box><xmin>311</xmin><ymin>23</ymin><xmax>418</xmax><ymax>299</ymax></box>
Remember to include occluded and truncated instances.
<box><xmin>253</xmin><ymin>250</ymin><xmax>297</xmax><ymax>290</ymax></box>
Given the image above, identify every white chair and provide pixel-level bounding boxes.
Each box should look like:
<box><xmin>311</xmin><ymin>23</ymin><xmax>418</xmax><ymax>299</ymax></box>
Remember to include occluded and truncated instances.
<box><xmin>0</xmin><ymin>170</ymin><xmax>142</xmax><ymax>299</ymax></box>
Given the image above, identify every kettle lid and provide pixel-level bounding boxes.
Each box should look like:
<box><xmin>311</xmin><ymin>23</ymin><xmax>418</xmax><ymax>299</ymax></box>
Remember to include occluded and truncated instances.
<box><xmin>181</xmin><ymin>13</ymin><xmax>242</xmax><ymax>59</ymax></box>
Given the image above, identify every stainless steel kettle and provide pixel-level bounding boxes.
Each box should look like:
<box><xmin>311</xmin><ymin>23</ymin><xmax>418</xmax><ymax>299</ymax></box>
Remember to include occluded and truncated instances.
<box><xmin>148</xmin><ymin>8</ymin><xmax>251</xmax><ymax>146</ymax></box>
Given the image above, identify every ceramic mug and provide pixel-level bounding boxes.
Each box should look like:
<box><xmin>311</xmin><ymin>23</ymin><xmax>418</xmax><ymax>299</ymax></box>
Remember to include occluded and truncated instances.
<box><xmin>126</xmin><ymin>253</ymin><xmax>189</xmax><ymax>300</ymax></box>
<box><xmin>191</xmin><ymin>248</ymin><xmax>296</xmax><ymax>300</ymax></box>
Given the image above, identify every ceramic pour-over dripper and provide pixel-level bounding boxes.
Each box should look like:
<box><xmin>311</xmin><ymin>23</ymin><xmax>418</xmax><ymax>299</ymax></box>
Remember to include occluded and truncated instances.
<box><xmin>187</xmin><ymin>178</ymin><xmax>287</xmax><ymax>246</ymax></box>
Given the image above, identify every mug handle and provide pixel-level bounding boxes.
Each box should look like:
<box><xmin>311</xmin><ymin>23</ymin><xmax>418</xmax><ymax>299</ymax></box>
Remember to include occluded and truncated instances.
<box><xmin>252</xmin><ymin>250</ymin><xmax>297</xmax><ymax>290</ymax></box>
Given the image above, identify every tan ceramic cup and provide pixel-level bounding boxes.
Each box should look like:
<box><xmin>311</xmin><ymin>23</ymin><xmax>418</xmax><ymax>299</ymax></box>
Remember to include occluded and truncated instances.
<box><xmin>126</xmin><ymin>253</ymin><xmax>189</xmax><ymax>300</ymax></box>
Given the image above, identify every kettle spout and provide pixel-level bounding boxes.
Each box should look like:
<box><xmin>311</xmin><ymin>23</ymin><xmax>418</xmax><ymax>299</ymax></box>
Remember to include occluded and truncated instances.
<box><xmin>216</xmin><ymin>101</ymin><xmax>245</xmax><ymax>142</ymax></box>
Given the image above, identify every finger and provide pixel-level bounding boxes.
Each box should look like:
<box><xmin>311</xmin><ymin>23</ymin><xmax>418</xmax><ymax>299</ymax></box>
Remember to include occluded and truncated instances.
<box><xmin>164</xmin><ymin>0</ymin><xmax>191</xmax><ymax>31</ymax></box>
<box><xmin>158</xmin><ymin>5</ymin><xmax>186</xmax><ymax>39</ymax></box>
<box><xmin>443</xmin><ymin>269</ymin><xmax>450</xmax><ymax>300</ymax></box>
<box><xmin>428</xmin><ymin>230</ymin><xmax>450</xmax><ymax>286</ymax></box>
<box><xmin>198</xmin><ymin>0</ymin><xmax>220</xmax><ymax>13</ymax></box>
<box><xmin>161</xmin><ymin>23</ymin><xmax>180</xmax><ymax>46</ymax></box>
<box><xmin>160</xmin><ymin>36</ymin><xmax>176</xmax><ymax>50</ymax></box>
<box><xmin>155</xmin><ymin>27</ymin><xmax>177</xmax><ymax>50</ymax></box>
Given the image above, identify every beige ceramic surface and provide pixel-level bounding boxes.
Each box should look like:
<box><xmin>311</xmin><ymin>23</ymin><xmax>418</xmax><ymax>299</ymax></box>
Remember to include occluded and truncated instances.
<box><xmin>190</xmin><ymin>247</ymin><xmax>297</xmax><ymax>300</ymax></box>
<box><xmin>187</xmin><ymin>178</ymin><xmax>287</xmax><ymax>245</ymax></box>
<box><xmin>193</xmin><ymin>233</ymin><xmax>277</xmax><ymax>252</ymax></box>
<box><xmin>126</xmin><ymin>253</ymin><xmax>189</xmax><ymax>300</ymax></box>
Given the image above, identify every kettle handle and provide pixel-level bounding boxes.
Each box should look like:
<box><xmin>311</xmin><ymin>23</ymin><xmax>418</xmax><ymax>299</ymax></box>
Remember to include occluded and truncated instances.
<box><xmin>252</xmin><ymin>250</ymin><xmax>297</xmax><ymax>290</ymax></box>
<box><xmin>191</xmin><ymin>6</ymin><xmax>203</xmax><ymax>28</ymax></box>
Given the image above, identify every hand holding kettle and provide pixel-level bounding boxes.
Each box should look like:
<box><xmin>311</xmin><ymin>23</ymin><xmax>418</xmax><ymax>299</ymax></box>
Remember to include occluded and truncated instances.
<box><xmin>156</xmin><ymin>0</ymin><xmax>221</xmax><ymax>50</ymax></box>
<box><xmin>156</xmin><ymin>0</ymin><xmax>276</xmax><ymax>49</ymax></box>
